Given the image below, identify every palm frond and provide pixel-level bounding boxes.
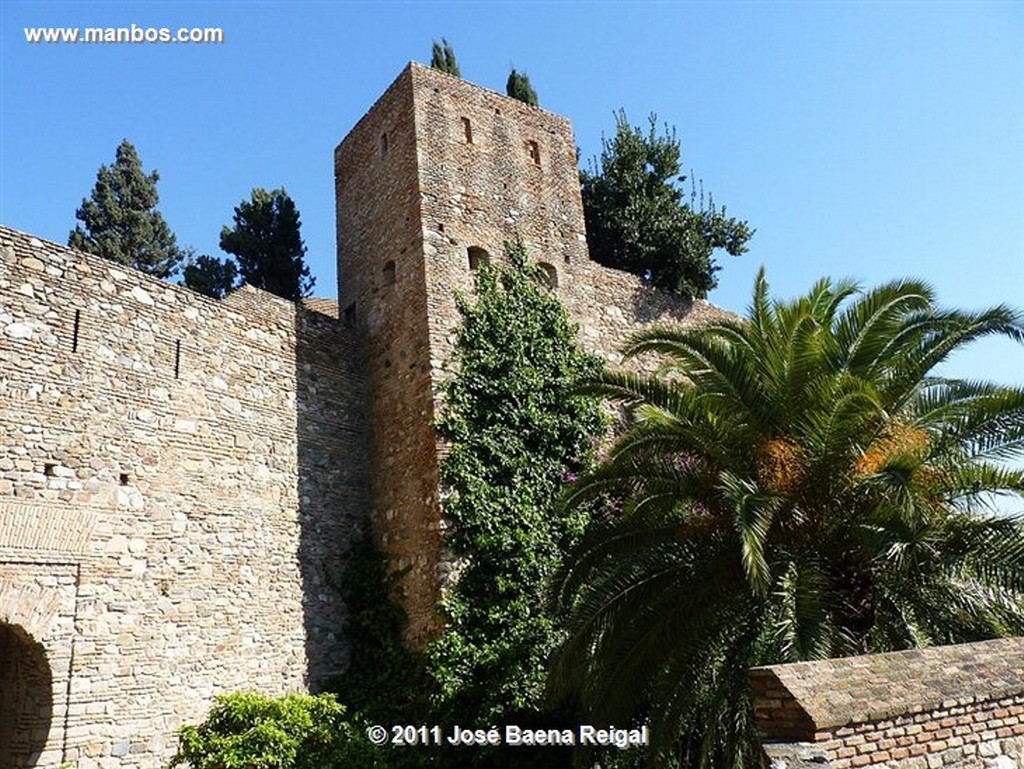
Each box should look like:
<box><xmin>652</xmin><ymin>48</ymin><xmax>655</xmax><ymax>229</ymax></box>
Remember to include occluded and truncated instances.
<box><xmin>720</xmin><ymin>472</ymin><xmax>779</xmax><ymax>594</ymax></box>
<box><xmin>833</xmin><ymin>278</ymin><xmax>935</xmax><ymax>374</ymax></box>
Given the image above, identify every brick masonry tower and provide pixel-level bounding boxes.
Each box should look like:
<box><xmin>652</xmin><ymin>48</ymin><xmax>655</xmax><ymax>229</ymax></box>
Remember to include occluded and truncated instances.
<box><xmin>335</xmin><ymin>62</ymin><xmax>720</xmax><ymax>647</ymax></box>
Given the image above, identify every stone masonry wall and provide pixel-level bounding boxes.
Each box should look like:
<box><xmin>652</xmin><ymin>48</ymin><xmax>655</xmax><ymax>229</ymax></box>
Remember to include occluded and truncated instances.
<box><xmin>335</xmin><ymin>62</ymin><xmax>729</xmax><ymax>647</ymax></box>
<box><xmin>9</xmin><ymin>61</ymin><xmax>1020</xmax><ymax>769</ymax></box>
<box><xmin>335</xmin><ymin>65</ymin><xmax>444</xmax><ymax>649</ymax></box>
<box><xmin>408</xmin><ymin>62</ymin><xmax>732</xmax><ymax>376</ymax></box>
<box><xmin>751</xmin><ymin>637</ymin><xmax>1024</xmax><ymax>768</ymax></box>
<box><xmin>0</xmin><ymin>227</ymin><xmax>370</xmax><ymax>769</ymax></box>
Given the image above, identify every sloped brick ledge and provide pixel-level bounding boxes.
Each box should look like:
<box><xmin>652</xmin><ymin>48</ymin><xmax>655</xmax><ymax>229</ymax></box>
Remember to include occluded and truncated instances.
<box><xmin>751</xmin><ymin>637</ymin><xmax>1024</xmax><ymax>768</ymax></box>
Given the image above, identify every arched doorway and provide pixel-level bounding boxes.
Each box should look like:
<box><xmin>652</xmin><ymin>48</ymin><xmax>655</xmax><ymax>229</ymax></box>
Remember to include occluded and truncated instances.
<box><xmin>0</xmin><ymin>623</ymin><xmax>54</xmax><ymax>768</ymax></box>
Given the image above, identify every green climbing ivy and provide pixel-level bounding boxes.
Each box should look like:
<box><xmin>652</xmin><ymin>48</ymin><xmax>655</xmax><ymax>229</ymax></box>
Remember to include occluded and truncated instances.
<box><xmin>324</xmin><ymin>241</ymin><xmax>607</xmax><ymax>768</ymax></box>
<box><xmin>427</xmin><ymin>241</ymin><xmax>606</xmax><ymax>746</ymax></box>
<box><xmin>330</xmin><ymin>534</ymin><xmax>430</xmax><ymax>726</ymax></box>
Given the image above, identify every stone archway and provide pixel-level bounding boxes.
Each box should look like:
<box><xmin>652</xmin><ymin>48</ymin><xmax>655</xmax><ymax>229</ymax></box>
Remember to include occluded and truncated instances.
<box><xmin>0</xmin><ymin>622</ymin><xmax>54</xmax><ymax>768</ymax></box>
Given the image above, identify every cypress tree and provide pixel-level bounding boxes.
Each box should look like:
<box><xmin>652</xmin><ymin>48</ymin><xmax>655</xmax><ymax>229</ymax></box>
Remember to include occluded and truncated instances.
<box><xmin>69</xmin><ymin>139</ymin><xmax>182</xmax><ymax>278</ymax></box>
<box><xmin>506</xmin><ymin>69</ymin><xmax>539</xmax><ymax>107</ymax></box>
<box><xmin>430</xmin><ymin>38</ymin><xmax>460</xmax><ymax>77</ymax></box>
<box><xmin>219</xmin><ymin>188</ymin><xmax>314</xmax><ymax>301</ymax></box>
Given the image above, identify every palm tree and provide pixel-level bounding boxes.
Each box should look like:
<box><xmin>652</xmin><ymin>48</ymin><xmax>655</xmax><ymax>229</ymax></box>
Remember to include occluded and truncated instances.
<box><xmin>550</xmin><ymin>270</ymin><xmax>1024</xmax><ymax>768</ymax></box>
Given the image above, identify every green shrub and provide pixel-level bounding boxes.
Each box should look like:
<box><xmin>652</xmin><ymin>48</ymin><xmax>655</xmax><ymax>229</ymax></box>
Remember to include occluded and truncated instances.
<box><xmin>171</xmin><ymin>692</ymin><xmax>377</xmax><ymax>768</ymax></box>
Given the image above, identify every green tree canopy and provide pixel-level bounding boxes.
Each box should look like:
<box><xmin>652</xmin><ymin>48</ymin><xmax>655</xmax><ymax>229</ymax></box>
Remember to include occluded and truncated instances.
<box><xmin>181</xmin><ymin>251</ymin><xmax>238</xmax><ymax>299</ymax></box>
<box><xmin>580</xmin><ymin>111</ymin><xmax>752</xmax><ymax>300</ymax></box>
<box><xmin>430</xmin><ymin>38</ymin><xmax>460</xmax><ymax>76</ymax></box>
<box><xmin>69</xmin><ymin>139</ymin><xmax>183</xmax><ymax>278</ymax></box>
<box><xmin>429</xmin><ymin>241</ymin><xmax>606</xmax><ymax>738</ymax></box>
<box><xmin>551</xmin><ymin>271</ymin><xmax>1024</xmax><ymax>767</ymax></box>
<box><xmin>506</xmin><ymin>69</ymin><xmax>538</xmax><ymax>106</ymax></box>
<box><xmin>219</xmin><ymin>188</ymin><xmax>314</xmax><ymax>300</ymax></box>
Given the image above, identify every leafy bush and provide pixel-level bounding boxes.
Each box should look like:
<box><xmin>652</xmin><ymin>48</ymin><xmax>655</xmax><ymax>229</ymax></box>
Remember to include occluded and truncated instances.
<box><xmin>171</xmin><ymin>692</ymin><xmax>377</xmax><ymax>768</ymax></box>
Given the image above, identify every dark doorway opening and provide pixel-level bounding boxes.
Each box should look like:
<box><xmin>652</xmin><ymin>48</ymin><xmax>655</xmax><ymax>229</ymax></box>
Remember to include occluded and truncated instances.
<box><xmin>0</xmin><ymin>623</ymin><xmax>54</xmax><ymax>768</ymax></box>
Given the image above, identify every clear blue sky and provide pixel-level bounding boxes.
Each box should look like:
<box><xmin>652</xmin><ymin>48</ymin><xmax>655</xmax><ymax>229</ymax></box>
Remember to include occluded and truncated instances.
<box><xmin>2</xmin><ymin>1</ymin><xmax>1021</xmax><ymax>384</ymax></box>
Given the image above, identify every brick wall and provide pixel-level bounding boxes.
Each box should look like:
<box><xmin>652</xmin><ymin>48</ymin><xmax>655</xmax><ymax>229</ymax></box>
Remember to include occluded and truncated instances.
<box><xmin>0</xmin><ymin>228</ymin><xmax>370</xmax><ymax>768</ymax></box>
<box><xmin>751</xmin><ymin>637</ymin><xmax>1024</xmax><ymax>768</ymax></box>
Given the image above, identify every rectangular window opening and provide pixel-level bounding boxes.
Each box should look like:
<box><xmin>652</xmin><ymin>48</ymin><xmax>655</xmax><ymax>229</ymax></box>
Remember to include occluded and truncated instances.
<box><xmin>461</xmin><ymin>117</ymin><xmax>473</xmax><ymax>144</ymax></box>
<box><xmin>119</xmin><ymin>473</ymin><xmax>130</xmax><ymax>486</ymax></box>
<box><xmin>380</xmin><ymin>132</ymin><xmax>389</xmax><ymax>157</ymax></box>
<box><xmin>174</xmin><ymin>339</ymin><xmax>182</xmax><ymax>379</ymax></box>
<box><xmin>44</xmin><ymin>463</ymin><xmax>56</xmax><ymax>477</ymax></box>
<box><xmin>343</xmin><ymin>303</ymin><xmax>357</xmax><ymax>328</ymax></box>
<box><xmin>528</xmin><ymin>140</ymin><xmax>540</xmax><ymax>165</ymax></box>
<box><xmin>468</xmin><ymin>247</ymin><xmax>490</xmax><ymax>271</ymax></box>
<box><xmin>72</xmin><ymin>309</ymin><xmax>81</xmax><ymax>353</ymax></box>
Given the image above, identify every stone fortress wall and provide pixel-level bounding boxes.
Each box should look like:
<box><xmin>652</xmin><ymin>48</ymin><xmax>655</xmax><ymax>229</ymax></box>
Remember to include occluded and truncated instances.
<box><xmin>4</xmin><ymin>61</ymin><xmax>1018</xmax><ymax>769</ymax></box>
<box><xmin>0</xmin><ymin>228</ymin><xmax>369</xmax><ymax>768</ymax></box>
<box><xmin>0</xmin><ymin>61</ymin><xmax>714</xmax><ymax>767</ymax></box>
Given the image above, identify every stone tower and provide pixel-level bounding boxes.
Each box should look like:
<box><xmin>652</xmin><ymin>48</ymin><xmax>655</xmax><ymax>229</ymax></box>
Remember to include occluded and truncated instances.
<box><xmin>335</xmin><ymin>62</ymin><xmax>718</xmax><ymax>647</ymax></box>
<box><xmin>334</xmin><ymin>62</ymin><xmax>590</xmax><ymax>647</ymax></box>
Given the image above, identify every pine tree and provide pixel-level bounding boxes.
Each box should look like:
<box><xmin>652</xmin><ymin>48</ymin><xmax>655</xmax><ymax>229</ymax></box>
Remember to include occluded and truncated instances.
<box><xmin>181</xmin><ymin>251</ymin><xmax>238</xmax><ymax>299</ymax></box>
<box><xmin>219</xmin><ymin>188</ymin><xmax>314</xmax><ymax>300</ymax></box>
<box><xmin>506</xmin><ymin>69</ymin><xmax>538</xmax><ymax>107</ymax></box>
<box><xmin>69</xmin><ymin>139</ymin><xmax>182</xmax><ymax>278</ymax></box>
<box><xmin>430</xmin><ymin>38</ymin><xmax>460</xmax><ymax>77</ymax></box>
